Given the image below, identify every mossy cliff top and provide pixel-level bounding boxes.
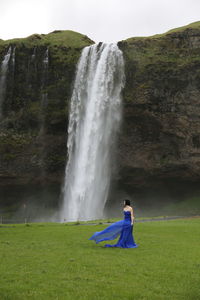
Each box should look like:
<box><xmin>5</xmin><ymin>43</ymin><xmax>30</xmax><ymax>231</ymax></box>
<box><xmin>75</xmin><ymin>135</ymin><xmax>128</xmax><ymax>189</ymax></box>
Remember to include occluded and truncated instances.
<box><xmin>124</xmin><ymin>21</ymin><xmax>200</xmax><ymax>42</ymax></box>
<box><xmin>0</xmin><ymin>30</ymin><xmax>94</xmax><ymax>49</ymax></box>
<box><xmin>0</xmin><ymin>21</ymin><xmax>199</xmax><ymax>48</ymax></box>
<box><xmin>118</xmin><ymin>21</ymin><xmax>200</xmax><ymax>102</ymax></box>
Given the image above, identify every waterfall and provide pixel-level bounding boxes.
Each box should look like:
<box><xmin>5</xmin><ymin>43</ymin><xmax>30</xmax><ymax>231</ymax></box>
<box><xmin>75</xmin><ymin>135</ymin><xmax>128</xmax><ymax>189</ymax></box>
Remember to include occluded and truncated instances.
<box><xmin>11</xmin><ymin>47</ymin><xmax>16</xmax><ymax>68</ymax></box>
<box><xmin>61</xmin><ymin>43</ymin><xmax>125</xmax><ymax>222</ymax></box>
<box><xmin>41</xmin><ymin>48</ymin><xmax>49</xmax><ymax>92</ymax></box>
<box><xmin>10</xmin><ymin>47</ymin><xmax>16</xmax><ymax>91</ymax></box>
<box><xmin>39</xmin><ymin>48</ymin><xmax>49</xmax><ymax>136</ymax></box>
<box><xmin>0</xmin><ymin>47</ymin><xmax>12</xmax><ymax>119</ymax></box>
<box><xmin>37</xmin><ymin>48</ymin><xmax>49</xmax><ymax>180</ymax></box>
<box><xmin>43</xmin><ymin>48</ymin><xmax>49</xmax><ymax>67</ymax></box>
<box><xmin>27</xmin><ymin>47</ymin><xmax>37</xmax><ymax>91</ymax></box>
<box><xmin>31</xmin><ymin>47</ymin><xmax>36</xmax><ymax>61</ymax></box>
<box><xmin>42</xmin><ymin>49</ymin><xmax>49</xmax><ymax>104</ymax></box>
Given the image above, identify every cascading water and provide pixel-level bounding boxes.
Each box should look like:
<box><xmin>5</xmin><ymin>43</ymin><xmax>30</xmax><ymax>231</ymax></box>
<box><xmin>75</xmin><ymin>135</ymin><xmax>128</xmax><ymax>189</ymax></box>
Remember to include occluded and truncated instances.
<box><xmin>41</xmin><ymin>48</ymin><xmax>49</xmax><ymax>104</ymax></box>
<box><xmin>61</xmin><ymin>43</ymin><xmax>125</xmax><ymax>222</ymax></box>
<box><xmin>39</xmin><ymin>48</ymin><xmax>49</xmax><ymax>136</ymax></box>
<box><xmin>36</xmin><ymin>48</ymin><xmax>49</xmax><ymax>181</ymax></box>
<box><xmin>27</xmin><ymin>47</ymin><xmax>37</xmax><ymax>91</ymax></box>
<box><xmin>43</xmin><ymin>48</ymin><xmax>49</xmax><ymax>67</ymax></box>
<box><xmin>10</xmin><ymin>47</ymin><xmax>16</xmax><ymax>93</ymax></box>
<box><xmin>31</xmin><ymin>47</ymin><xmax>36</xmax><ymax>61</ymax></box>
<box><xmin>11</xmin><ymin>47</ymin><xmax>16</xmax><ymax>68</ymax></box>
<box><xmin>0</xmin><ymin>47</ymin><xmax>12</xmax><ymax>119</ymax></box>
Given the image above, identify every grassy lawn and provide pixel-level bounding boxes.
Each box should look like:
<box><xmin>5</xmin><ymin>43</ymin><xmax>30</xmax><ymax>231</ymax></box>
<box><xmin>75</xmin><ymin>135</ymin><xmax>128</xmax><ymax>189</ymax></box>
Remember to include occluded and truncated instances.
<box><xmin>0</xmin><ymin>218</ymin><xmax>200</xmax><ymax>300</ymax></box>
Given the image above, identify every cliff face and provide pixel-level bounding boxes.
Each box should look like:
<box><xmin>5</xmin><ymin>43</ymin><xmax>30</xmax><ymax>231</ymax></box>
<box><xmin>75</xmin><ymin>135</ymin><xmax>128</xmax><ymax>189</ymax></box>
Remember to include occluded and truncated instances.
<box><xmin>0</xmin><ymin>31</ymin><xmax>94</xmax><ymax>192</ymax></box>
<box><xmin>118</xmin><ymin>22</ymin><xmax>200</xmax><ymax>200</ymax></box>
<box><xmin>0</xmin><ymin>23</ymin><xmax>200</xmax><ymax>210</ymax></box>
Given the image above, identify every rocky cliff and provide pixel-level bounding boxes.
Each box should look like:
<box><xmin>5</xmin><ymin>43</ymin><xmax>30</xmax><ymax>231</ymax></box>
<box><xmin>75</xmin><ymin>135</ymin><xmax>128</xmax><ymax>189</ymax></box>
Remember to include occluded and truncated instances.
<box><xmin>118</xmin><ymin>21</ymin><xmax>200</xmax><ymax>202</ymax></box>
<box><xmin>0</xmin><ymin>31</ymin><xmax>94</xmax><ymax>213</ymax></box>
<box><xmin>0</xmin><ymin>22</ymin><xmax>200</xmax><ymax>213</ymax></box>
<box><xmin>0</xmin><ymin>31</ymin><xmax>93</xmax><ymax>186</ymax></box>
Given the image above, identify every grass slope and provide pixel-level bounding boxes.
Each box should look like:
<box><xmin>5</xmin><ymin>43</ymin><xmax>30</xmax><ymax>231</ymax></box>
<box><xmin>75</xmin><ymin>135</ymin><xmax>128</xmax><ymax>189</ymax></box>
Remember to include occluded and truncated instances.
<box><xmin>125</xmin><ymin>21</ymin><xmax>200</xmax><ymax>41</ymax></box>
<box><xmin>165</xmin><ymin>21</ymin><xmax>200</xmax><ymax>35</ymax></box>
<box><xmin>1</xmin><ymin>30</ymin><xmax>94</xmax><ymax>49</ymax></box>
<box><xmin>0</xmin><ymin>219</ymin><xmax>200</xmax><ymax>300</ymax></box>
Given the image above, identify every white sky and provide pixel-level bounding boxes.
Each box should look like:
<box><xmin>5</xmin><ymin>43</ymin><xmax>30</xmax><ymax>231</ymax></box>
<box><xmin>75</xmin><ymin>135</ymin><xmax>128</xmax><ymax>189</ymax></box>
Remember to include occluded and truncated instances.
<box><xmin>0</xmin><ymin>0</ymin><xmax>200</xmax><ymax>42</ymax></box>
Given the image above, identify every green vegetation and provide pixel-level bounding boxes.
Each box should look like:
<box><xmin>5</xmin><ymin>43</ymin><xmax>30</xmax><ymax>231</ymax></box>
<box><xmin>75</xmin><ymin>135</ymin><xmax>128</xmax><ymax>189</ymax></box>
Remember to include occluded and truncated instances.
<box><xmin>0</xmin><ymin>29</ymin><xmax>94</xmax><ymax>179</ymax></box>
<box><xmin>119</xmin><ymin>20</ymin><xmax>200</xmax><ymax>105</ymax></box>
<box><xmin>134</xmin><ymin>198</ymin><xmax>200</xmax><ymax>219</ymax></box>
<box><xmin>162</xmin><ymin>197</ymin><xmax>200</xmax><ymax>217</ymax></box>
<box><xmin>125</xmin><ymin>21</ymin><xmax>200</xmax><ymax>41</ymax></box>
<box><xmin>0</xmin><ymin>131</ymin><xmax>33</xmax><ymax>161</ymax></box>
<box><xmin>1</xmin><ymin>30</ymin><xmax>94</xmax><ymax>49</ymax></box>
<box><xmin>0</xmin><ymin>219</ymin><xmax>200</xmax><ymax>299</ymax></box>
<box><xmin>163</xmin><ymin>21</ymin><xmax>200</xmax><ymax>35</ymax></box>
<box><xmin>123</xmin><ymin>20</ymin><xmax>200</xmax><ymax>65</ymax></box>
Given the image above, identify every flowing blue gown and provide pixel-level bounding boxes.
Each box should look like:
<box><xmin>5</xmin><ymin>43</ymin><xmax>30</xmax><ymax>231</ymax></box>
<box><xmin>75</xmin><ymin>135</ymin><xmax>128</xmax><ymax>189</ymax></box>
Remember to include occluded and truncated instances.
<box><xmin>89</xmin><ymin>211</ymin><xmax>138</xmax><ymax>248</ymax></box>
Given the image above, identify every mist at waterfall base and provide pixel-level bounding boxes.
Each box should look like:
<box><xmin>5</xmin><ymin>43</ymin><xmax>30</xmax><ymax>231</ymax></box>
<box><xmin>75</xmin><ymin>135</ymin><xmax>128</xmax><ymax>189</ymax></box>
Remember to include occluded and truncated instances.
<box><xmin>0</xmin><ymin>184</ymin><xmax>61</xmax><ymax>223</ymax></box>
<box><xmin>60</xmin><ymin>43</ymin><xmax>125</xmax><ymax>222</ymax></box>
<box><xmin>2</xmin><ymin>182</ymin><xmax>200</xmax><ymax>223</ymax></box>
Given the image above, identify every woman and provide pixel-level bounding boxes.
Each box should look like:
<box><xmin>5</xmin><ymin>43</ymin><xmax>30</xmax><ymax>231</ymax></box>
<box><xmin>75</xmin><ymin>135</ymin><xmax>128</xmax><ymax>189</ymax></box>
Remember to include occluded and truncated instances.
<box><xmin>89</xmin><ymin>199</ymin><xmax>138</xmax><ymax>248</ymax></box>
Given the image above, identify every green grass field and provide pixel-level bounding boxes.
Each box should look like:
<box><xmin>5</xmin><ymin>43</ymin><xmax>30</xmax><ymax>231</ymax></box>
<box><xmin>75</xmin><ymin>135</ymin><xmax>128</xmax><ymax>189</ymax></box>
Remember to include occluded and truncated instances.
<box><xmin>0</xmin><ymin>218</ymin><xmax>200</xmax><ymax>300</ymax></box>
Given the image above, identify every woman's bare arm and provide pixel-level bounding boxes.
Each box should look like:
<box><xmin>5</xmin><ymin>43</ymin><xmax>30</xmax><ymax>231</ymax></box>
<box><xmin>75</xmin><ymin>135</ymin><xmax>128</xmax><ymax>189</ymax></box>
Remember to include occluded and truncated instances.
<box><xmin>131</xmin><ymin>207</ymin><xmax>134</xmax><ymax>225</ymax></box>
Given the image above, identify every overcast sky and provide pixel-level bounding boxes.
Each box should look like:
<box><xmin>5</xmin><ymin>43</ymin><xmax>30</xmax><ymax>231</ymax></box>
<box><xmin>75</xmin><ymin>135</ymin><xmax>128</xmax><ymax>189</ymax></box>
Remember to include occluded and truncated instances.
<box><xmin>0</xmin><ymin>0</ymin><xmax>200</xmax><ymax>42</ymax></box>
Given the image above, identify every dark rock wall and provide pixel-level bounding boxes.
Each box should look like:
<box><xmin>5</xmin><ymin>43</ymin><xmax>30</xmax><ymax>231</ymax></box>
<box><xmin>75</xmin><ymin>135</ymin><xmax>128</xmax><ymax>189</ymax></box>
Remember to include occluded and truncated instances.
<box><xmin>118</xmin><ymin>27</ymin><xmax>200</xmax><ymax>199</ymax></box>
<box><xmin>0</xmin><ymin>33</ymin><xmax>93</xmax><ymax>194</ymax></box>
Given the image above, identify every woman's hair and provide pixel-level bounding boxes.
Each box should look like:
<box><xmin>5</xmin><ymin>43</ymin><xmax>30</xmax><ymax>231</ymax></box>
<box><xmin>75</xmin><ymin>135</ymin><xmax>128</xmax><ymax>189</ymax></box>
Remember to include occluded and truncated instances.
<box><xmin>124</xmin><ymin>199</ymin><xmax>131</xmax><ymax>206</ymax></box>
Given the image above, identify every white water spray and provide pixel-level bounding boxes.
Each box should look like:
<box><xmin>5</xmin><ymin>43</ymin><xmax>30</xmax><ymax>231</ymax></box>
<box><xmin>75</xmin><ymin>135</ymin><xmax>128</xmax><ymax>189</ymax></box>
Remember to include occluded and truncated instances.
<box><xmin>31</xmin><ymin>47</ymin><xmax>36</xmax><ymax>61</ymax></box>
<box><xmin>43</xmin><ymin>48</ymin><xmax>49</xmax><ymax>67</ymax></box>
<box><xmin>39</xmin><ymin>48</ymin><xmax>49</xmax><ymax>138</ymax></box>
<box><xmin>40</xmin><ymin>48</ymin><xmax>49</xmax><ymax>114</ymax></box>
<box><xmin>61</xmin><ymin>43</ymin><xmax>125</xmax><ymax>221</ymax></box>
<box><xmin>11</xmin><ymin>47</ymin><xmax>16</xmax><ymax>67</ymax></box>
<box><xmin>0</xmin><ymin>47</ymin><xmax>12</xmax><ymax>119</ymax></box>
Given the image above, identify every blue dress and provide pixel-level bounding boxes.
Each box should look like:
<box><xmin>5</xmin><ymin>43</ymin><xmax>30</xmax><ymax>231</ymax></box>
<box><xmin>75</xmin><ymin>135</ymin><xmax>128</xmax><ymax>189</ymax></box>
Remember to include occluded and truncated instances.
<box><xmin>89</xmin><ymin>211</ymin><xmax>138</xmax><ymax>248</ymax></box>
